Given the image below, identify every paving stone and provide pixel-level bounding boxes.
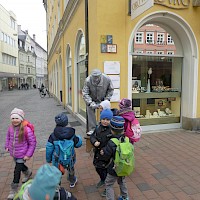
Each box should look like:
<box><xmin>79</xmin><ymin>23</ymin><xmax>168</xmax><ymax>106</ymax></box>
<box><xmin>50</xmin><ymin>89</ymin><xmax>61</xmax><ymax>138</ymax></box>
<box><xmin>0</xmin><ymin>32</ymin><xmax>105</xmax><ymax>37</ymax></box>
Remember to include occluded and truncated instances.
<box><xmin>69</xmin><ymin>121</ymin><xmax>82</xmax><ymax>127</ymax></box>
<box><xmin>152</xmin><ymin>173</ymin><xmax>167</xmax><ymax>180</ymax></box>
<box><xmin>136</xmin><ymin>183</ymin><xmax>152</xmax><ymax>191</ymax></box>
<box><xmin>84</xmin><ymin>185</ymin><xmax>98</xmax><ymax>193</ymax></box>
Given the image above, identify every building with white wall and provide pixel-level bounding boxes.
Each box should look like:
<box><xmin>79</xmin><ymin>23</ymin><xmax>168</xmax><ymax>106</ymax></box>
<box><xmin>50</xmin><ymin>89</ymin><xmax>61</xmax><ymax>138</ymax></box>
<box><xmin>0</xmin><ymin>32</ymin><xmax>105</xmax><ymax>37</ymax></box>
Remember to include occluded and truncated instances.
<box><xmin>0</xmin><ymin>4</ymin><xmax>19</xmax><ymax>91</ymax></box>
<box><xmin>34</xmin><ymin>42</ymin><xmax>48</xmax><ymax>88</ymax></box>
<box><xmin>18</xmin><ymin>26</ymin><xmax>37</xmax><ymax>88</ymax></box>
<box><xmin>18</xmin><ymin>26</ymin><xmax>47</xmax><ymax>89</ymax></box>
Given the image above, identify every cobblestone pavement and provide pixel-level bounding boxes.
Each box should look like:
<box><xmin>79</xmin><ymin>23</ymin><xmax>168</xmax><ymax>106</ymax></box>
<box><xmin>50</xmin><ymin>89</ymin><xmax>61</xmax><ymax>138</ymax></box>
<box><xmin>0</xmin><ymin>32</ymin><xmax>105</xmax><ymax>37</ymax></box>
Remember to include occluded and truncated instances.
<box><xmin>0</xmin><ymin>89</ymin><xmax>86</xmax><ymax>155</ymax></box>
<box><xmin>1</xmin><ymin>90</ymin><xmax>200</xmax><ymax>200</ymax></box>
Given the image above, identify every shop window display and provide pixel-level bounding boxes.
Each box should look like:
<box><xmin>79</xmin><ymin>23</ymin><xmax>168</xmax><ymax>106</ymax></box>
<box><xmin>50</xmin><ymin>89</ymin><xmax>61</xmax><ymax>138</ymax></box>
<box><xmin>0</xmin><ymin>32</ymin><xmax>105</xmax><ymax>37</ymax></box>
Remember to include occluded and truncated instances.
<box><xmin>132</xmin><ymin>55</ymin><xmax>182</xmax><ymax>126</ymax></box>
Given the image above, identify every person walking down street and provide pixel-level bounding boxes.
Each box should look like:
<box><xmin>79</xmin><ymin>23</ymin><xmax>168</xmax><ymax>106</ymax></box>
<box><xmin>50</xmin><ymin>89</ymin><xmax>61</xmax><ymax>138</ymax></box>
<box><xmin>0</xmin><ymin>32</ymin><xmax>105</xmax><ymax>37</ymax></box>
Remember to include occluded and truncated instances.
<box><xmin>90</xmin><ymin>109</ymin><xmax>113</xmax><ymax>197</ymax></box>
<box><xmin>100</xmin><ymin>116</ymin><xmax>130</xmax><ymax>200</ymax></box>
<box><xmin>46</xmin><ymin>113</ymin><xmax>82</xmax><ymax>188</ymax></box>
<box><xmin>82</xmin><ymin>69</ymin><xmax>114</xmax><ymax>136</ymax></box>
<box><xmin>5</xmin><ymin>108</ymin><xmax>37</xmax><ymax>200</ymax></box>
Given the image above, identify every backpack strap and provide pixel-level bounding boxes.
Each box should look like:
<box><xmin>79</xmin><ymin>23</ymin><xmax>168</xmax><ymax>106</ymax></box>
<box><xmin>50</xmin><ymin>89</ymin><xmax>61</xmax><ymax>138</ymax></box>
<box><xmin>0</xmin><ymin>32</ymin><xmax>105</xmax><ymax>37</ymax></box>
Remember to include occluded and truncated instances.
<box><xmin>14</xmin><ymin>179</ymin><xmax>33</xmax><ymax>200</ymax></box>
<box><xmin>111</xmin><ymin>138</ymin><xmax>119</xmax><ymax>145</ymax></box>
<box><xmin>111</xmin><ymin>136</ymin><xmax>128</xmax><ymax>145</ymax></box>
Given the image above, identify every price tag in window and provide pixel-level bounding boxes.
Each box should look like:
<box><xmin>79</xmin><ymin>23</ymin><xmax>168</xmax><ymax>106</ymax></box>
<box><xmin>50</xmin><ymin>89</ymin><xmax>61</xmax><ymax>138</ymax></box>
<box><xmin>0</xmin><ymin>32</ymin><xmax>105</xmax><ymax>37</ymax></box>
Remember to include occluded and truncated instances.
<box><xmin>168</xmin><ymin>97</ymin><xmax>176</xmax><ymax>101</ymax></box>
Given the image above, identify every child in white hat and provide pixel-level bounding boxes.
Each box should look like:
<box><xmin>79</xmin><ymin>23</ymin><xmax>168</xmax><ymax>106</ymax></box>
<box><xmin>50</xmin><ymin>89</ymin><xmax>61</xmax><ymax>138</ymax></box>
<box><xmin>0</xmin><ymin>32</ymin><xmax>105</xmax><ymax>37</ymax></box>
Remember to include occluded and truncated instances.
<box><xmin>5</xmin><ymin>108</ymin><xmax>36</xmax><ymax>200</ymax></box>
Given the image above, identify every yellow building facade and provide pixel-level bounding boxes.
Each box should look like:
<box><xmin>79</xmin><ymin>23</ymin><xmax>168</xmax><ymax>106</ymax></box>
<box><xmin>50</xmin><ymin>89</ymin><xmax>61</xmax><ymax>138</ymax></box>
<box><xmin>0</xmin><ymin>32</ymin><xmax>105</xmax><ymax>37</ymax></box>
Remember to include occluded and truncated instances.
<box><xmin>43</xmin><ymin>0</ymin><xmax>200</xmax><ymax>131</ymax></box>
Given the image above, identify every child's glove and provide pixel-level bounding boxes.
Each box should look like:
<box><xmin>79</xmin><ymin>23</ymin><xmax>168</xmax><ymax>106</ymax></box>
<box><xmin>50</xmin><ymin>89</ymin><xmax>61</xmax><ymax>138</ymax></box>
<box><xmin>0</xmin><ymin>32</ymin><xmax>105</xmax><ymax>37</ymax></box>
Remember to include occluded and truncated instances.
<box><xmin>94</xmin><ymin>141</ymin><xmax>100</xmax><ymax>147</ymax></box>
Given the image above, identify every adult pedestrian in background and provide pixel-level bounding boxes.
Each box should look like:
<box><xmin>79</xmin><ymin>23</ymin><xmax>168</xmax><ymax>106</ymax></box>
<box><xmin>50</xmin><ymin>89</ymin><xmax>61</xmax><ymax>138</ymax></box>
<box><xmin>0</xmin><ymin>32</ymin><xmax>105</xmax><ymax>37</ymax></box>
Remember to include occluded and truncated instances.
<box><xmin>82</xmin><ymin>69</ymin><xmax>114</xmax><ymax>136</ymax></box>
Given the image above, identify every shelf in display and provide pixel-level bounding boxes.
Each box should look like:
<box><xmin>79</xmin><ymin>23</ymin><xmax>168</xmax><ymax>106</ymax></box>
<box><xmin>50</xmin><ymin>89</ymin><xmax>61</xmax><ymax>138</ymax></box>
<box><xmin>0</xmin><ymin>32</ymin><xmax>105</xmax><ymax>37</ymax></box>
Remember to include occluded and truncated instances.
<box><xmin>138</xmin><ymin>116</ymin><xmax>180</xmax><ymax>126</ymax></box>
<box><xmin>132</xmin><ymin>92</ymin><xmax>181</xmax><ymax>99</ymax></box>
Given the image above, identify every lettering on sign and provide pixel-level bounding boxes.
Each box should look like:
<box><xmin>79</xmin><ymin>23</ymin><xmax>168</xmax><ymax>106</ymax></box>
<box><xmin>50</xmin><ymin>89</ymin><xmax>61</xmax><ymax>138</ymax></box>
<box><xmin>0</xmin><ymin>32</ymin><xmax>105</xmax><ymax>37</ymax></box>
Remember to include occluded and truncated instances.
<box><xmin>154</xmin><ymin>0</ymin><xmax>190</xmax><ymax>8</ymax></box>
<box><xmin>132</xmin><ymin>0</ymin><xmax>149</xmax><ymax>11</ymax></box>
<box><xmin>131</xmin><ymin>0</ymin><xmax>154</xmax><ymax>19</ymax></box>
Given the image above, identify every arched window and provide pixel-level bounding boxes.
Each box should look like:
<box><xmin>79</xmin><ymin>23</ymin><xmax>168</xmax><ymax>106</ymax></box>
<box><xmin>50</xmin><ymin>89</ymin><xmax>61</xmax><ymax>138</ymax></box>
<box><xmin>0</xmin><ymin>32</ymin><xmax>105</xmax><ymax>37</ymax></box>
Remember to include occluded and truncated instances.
<box><xmin>66</xmin><ymin>45</ymin><xmax>72</xmax><ymax>106</ymax></box>
<box><xmin>76</xmin><ymin>32</ymin><xmax>86</xmax><ymax>117</ymax></box>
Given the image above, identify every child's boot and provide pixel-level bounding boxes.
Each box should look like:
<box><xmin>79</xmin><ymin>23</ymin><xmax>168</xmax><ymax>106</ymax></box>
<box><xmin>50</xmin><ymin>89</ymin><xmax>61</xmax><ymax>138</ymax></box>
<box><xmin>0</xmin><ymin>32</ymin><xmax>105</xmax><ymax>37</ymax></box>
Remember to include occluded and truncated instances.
<box><xmin>7</xmin><ymin>183</ymin><xmax>18</xmax><ymax>200</ymax></box>
<box><xmin>118</xmin><ymin>196</ymin><xmax>129</xmax><ymax>200</ymax></box>
<box><xmin>22</xmin><ymin>169</ymin><xmax>32</xmax><ymax>183</ymax></box>
<box><xmin>70</xmin><ymin>176</ymin><xmax>77</xmax><ymax>188</ymax></box>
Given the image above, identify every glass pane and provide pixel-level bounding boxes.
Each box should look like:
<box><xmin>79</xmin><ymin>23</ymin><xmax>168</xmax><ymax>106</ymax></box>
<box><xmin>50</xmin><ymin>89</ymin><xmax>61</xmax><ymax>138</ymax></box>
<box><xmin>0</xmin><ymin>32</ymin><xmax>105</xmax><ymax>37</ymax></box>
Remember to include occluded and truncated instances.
<box><xmin>132</xmin><ymin>55</ymin><xmax>182</xmax><ymax>126</ymax></box>
<box><xmin>77</xmin><ymin>61</ymin><xmax>86</xmax><ymax>117</ymax></box>
<box><xmin>78</xmin><ymin>35</ymin><xmax>85</xmax><ymax>62</ymax></box>
<box><xmin>67</xmin><ymin>66</ymin><xmax>72</xmax><ymax>106</ymax></box>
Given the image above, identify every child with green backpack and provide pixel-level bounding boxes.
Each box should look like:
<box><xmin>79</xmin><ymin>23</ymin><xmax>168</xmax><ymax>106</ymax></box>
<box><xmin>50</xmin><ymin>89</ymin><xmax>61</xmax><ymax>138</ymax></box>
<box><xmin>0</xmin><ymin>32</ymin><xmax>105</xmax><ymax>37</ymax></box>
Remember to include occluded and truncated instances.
<box><xmin>100</xmin><ymin>116</ymin><xmax>135</xmax><ymax>200</ymax></box>
<box><xmin>14</xmin><ymin>164</ymin><xmax>77</xmax><ymax>200</ymax></box>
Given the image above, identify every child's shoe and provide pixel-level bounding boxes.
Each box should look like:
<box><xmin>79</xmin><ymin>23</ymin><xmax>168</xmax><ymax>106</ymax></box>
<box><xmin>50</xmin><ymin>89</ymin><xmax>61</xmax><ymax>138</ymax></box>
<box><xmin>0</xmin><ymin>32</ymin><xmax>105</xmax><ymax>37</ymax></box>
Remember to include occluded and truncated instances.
<box><xmin>96</xmin><ymin>180</ymin><xmax>105</xmax><ymax>188</ymax></box>
<box><xmin>118</xmin><ymin>196</ymin><xmax>129</xmax><ymax>200</ymax></box>
<box><xmin>101</xmin><ymin>189</ymin><xmax>106</xmax><ymax>197</ymax></box>
<box><xmin>70</xmin><ymin>176</ymin><xmax>77</xmax><ymax>188</ymax></box>
<box><xmin>7</xmin><ymin>183</ymin><xmax>18</xmax><ymax>200</ymax></box>
<box><xmin>22</xmin><ymin>169</ymin><xmax>32</xmax><ymax>183</ymax></box>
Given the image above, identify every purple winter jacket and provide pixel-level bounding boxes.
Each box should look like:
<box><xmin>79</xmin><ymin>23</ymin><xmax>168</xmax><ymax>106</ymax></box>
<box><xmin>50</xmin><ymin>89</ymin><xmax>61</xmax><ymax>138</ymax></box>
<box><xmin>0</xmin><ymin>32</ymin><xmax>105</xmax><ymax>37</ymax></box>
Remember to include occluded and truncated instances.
<box><xmin>5</xmin><ymin>125</ymin><xmax>37</xmax><ymax>158</ymax></box>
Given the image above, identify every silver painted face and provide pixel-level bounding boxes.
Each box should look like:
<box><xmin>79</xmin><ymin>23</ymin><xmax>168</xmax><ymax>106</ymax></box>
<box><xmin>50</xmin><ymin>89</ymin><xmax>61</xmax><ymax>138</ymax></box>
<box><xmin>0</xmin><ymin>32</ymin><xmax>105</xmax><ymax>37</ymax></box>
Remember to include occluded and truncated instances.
<box><xmin>92</xmin><ymin>75</ymin><xmax>101</xmax><ymax>84</ymax></box>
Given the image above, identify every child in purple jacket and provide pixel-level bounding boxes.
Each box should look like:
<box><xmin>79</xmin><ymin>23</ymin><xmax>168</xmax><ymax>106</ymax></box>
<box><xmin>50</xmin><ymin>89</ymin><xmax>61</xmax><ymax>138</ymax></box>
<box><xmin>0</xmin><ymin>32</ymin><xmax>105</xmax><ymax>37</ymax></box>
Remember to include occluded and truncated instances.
<box><xmin>5</xmin><ymin>108</ymin><xmax>37</xmax><ymax>200</ymax></box>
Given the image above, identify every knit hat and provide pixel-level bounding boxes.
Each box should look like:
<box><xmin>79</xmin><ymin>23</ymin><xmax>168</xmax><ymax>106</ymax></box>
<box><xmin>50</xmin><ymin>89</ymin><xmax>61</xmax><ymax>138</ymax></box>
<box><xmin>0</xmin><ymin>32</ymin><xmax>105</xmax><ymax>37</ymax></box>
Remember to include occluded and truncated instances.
<box><xmin>110</xmin><ymin>116</ymin><xmax>125</xmax><ymax>133</ymax></box>
<box><xmin>119</xmin><ymin>98</ymin><xmax>132</xmax><ymax>109</ymax></box>
<box><xmin>10</xmin><ymin>108</ymin><xmax>24</xmax><ymax>121</ymax></box>
<box><xmin>28</xmin><ymin>164</ymin><xmax>61</xmax><ymax>200</ymax></box>
<box><xmin>100</xmin><ymin>100</ymin><xmax>111</xmax><ymax>110</ymax></box>
<box><xmin>55</xmin><ymin>113</ymin><xmax>68</xmax><ymax>127</ymax></box>
<box><xmin>91</xmin><ymin>69</ymin><xmax>102</xmax><ymax>77</ymax></box>
<box><xmin>100</xmin><ymin>109</ymin><xmax>113</xmax><ymax>120</ymax></box>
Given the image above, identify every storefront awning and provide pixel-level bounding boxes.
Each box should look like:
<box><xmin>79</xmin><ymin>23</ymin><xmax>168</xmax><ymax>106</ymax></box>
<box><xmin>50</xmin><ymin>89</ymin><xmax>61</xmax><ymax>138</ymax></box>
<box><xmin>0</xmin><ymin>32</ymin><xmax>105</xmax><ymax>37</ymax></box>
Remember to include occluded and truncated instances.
<box><xmin>0</xmin><ymin>72</ymin><xmax>24</xmax><ymax>78</ymax></box>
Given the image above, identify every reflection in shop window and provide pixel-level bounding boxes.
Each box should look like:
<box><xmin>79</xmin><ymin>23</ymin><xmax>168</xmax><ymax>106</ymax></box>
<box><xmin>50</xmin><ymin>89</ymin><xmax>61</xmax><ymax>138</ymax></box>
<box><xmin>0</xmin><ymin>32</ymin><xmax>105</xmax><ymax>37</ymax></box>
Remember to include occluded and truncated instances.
<box><xmin>76</xmin><ymin>33</ymin><xmax>86</xmax><ymax>117</ymax></box>
<box><xmin>132</xmin><ymin>55</ymin><xmax>182</xmax><ymax>126</ymax></box>
<box><xmin>66</xmin><ymin>46</ymin><xmax>72</xmax><ymax>106</ymax></box>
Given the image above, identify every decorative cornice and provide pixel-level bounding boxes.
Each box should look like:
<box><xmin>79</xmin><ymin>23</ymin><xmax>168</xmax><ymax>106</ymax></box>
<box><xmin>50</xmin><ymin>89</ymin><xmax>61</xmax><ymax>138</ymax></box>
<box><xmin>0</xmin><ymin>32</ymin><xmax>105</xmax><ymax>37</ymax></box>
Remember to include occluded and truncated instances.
<box><xmin>48</xmin><ymin>0</ymin><xmax>80</xmax><ymax>62</ymax></box>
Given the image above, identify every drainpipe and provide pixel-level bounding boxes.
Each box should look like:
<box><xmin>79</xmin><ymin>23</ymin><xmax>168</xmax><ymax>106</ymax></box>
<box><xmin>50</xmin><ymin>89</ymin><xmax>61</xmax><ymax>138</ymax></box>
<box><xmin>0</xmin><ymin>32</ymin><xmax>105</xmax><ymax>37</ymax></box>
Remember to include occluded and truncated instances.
<box><xmin>85</xmin><ymin>0</ymin><xmax>89</xmax><ymax>132</ymax></box>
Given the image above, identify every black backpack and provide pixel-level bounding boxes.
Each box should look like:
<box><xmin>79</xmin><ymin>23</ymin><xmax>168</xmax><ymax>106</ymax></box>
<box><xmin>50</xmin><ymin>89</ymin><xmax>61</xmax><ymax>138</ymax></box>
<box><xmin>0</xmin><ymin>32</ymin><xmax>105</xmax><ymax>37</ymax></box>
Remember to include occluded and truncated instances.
<box><xmin>54</xmin><ymin>187</ymin><xmax>77</xmax><ymax>200</ymax></box>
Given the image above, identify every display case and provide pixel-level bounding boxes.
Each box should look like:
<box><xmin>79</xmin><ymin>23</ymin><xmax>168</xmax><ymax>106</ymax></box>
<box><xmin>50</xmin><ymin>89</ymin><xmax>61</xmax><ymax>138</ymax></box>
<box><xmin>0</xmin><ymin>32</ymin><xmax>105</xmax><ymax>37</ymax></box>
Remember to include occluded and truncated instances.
<box><xmin>132</xmin><ymin>55</ymin><xmax>182</xmax><ymax>126</ymax></box>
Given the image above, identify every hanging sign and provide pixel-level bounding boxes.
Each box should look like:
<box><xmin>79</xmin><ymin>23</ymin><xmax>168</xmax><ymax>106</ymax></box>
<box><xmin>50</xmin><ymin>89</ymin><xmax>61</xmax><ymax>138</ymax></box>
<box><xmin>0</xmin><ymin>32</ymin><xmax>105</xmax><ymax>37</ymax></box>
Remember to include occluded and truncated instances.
<box><xmin>131</xmin><ymin>0</ymin><xmax>154</xmax><ymax>20</ymax></box>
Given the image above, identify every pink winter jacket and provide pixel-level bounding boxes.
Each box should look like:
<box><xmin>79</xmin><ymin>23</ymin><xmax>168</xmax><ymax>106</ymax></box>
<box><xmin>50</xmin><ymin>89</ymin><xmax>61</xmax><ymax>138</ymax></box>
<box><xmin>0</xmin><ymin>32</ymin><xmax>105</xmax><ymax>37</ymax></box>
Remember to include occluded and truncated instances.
<box><xmin>5</xmin><ymin>125</ymin><xmax>37</xmax><ymax>158</ymax></box>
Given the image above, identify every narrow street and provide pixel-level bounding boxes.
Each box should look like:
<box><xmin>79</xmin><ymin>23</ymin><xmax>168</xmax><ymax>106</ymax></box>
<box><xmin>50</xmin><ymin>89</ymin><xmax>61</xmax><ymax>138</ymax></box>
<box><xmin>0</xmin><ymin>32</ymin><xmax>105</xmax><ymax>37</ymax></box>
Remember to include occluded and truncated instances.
<box><xmin>0</xmin><ymin>89</ymin><xmax>85</xmax><ymax>155</ymax></box>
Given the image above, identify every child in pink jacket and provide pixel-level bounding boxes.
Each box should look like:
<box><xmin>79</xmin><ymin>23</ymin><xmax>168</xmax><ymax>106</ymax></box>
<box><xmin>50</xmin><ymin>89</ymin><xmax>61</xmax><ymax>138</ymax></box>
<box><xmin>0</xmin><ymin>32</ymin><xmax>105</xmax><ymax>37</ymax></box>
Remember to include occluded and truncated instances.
<box><xmin>5</xmin><ymin>108</ymin><xmax>36</xmax><ymax>200</ymax></box>
<box><xmin>117</xmin><ymin>98</ymin><xmax>141</xmax><ymax>144</ymax></box>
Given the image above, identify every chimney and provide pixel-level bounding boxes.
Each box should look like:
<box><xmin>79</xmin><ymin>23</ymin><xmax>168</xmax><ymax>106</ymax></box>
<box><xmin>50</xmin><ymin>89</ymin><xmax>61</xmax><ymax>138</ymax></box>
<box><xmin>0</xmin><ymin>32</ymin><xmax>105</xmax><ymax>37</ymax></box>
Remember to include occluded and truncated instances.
<box><xmin>33</xmin><ymin>34</ymin><xmax>36</xmax><ymax>41</ymax></box>
<box><xmin>25</xmin><ymin>30</ymin><xmax>28</xmax><ymax>34</ymax></box>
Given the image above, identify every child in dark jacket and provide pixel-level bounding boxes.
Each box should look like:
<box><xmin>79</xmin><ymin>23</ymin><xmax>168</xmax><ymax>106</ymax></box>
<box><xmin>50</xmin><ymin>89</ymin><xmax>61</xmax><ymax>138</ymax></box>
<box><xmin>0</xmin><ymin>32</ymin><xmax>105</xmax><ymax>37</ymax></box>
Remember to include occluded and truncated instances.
<box><xmin>90</xmin><ymin>109</ymin><xmax>113</xmax><ymax>195</ymax></box>
<box><xmin>100</xmin><ymin>116</ymin><xmax>130</xmax><ymax>200</ymax></box>
<box><xmin>46</xmin><ymin>113</ymin><xmax>82</xmax><ymax>188</ymax></box>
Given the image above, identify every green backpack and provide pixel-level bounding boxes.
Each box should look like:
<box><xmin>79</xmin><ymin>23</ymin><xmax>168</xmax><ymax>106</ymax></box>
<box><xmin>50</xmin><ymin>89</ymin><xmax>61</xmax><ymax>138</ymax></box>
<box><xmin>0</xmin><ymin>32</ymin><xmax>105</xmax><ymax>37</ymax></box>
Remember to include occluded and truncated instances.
<box><xmin>14</xmin><ymin>179</ymin><xmax>33</xmax><ymax>200</ymax></box>
<box><xmin>111</xmin><ymin>136</ymin><xmax>135</xmax><ymax>176</ymax></box>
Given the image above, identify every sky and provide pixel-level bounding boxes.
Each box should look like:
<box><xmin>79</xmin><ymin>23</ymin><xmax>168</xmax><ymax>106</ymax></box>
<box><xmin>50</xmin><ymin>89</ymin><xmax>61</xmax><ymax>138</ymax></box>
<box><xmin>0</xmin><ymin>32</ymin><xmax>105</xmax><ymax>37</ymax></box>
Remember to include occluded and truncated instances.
<box><xmin>0</xmin><ymin>0</ymin><xmax>47</xmax><ymax>50</ymax></box>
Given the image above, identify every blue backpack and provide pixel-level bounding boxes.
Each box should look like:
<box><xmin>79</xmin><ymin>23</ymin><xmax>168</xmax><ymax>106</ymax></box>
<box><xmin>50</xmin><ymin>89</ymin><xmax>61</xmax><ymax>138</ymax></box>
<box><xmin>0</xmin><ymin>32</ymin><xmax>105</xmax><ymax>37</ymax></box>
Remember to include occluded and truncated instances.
<box><xmin>53</xmin><ymin>138</ymin><xmax>75</xmax><ymax>169</ymax></box>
